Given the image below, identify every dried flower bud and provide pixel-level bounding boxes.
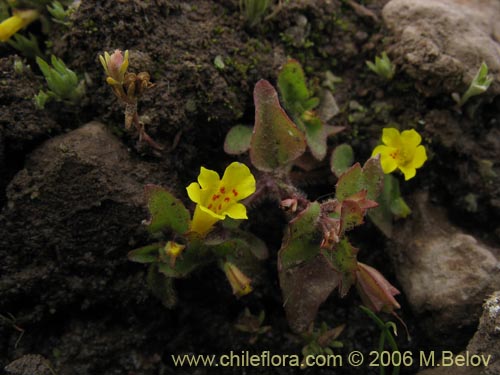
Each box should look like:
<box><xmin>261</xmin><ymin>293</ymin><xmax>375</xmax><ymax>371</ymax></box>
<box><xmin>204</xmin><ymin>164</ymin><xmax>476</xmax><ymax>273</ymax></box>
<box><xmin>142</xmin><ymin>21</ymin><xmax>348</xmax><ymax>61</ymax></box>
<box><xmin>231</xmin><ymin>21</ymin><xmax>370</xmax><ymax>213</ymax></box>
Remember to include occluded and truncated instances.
<box><xmin>162</xmin><ymin>241</ymin><xmax>186</xmax><ymax>267</ymax></box>
<box><xmin>356</xmin><ymin>262</ymin><xmax>400</xmax><ymax>313</ymax></box>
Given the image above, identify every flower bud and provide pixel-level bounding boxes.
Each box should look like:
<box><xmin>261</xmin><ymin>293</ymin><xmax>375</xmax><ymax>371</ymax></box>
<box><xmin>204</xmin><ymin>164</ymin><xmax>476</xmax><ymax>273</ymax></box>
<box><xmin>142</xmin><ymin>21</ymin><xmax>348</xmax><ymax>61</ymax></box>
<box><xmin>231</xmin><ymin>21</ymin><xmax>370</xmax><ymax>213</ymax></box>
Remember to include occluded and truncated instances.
<box><xmin>163</xmin><ymin>241</ymin><xmax>185</xmax><ymax>267</ymax></box>
<box><xmin>223</xmin><ymin>262</ymin><xmax>252</xmax><ymax>297</ymax></box>
<box><xmin>99</xmin><ymin>49</ymin><xmax>129</xmax><ymax>85</ymax></box>
<box><xmin>356</xmin><ymin>262</ymin><xmax>400</xmax><ymax>313</ymax></box>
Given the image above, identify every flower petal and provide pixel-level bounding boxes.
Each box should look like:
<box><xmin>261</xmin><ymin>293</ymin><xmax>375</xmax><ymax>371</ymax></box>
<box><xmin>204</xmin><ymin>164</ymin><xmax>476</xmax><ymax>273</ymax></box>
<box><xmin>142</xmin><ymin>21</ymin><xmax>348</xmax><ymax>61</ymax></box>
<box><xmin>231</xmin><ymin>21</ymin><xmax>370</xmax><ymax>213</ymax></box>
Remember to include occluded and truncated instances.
<box><xmin>373</xmin><ymin>145</ymin><xmax>398</xmax><ymax>174</ymax></box>
<box><xmin>190</xmin><ymin>205</ymin><xmax>222</xmax><ymax>235</ymax></box>
<box><xmin>382</xmin><ymin>128</ymin><xmax>401</xmax><ymax>148</ymax></box>
<box><xmin>224</xmin><ymin>202</ymin><xmax>248</xmax><ymax>220</ymax></box>
<box><xmin>186</xmin><ymin>182</ymin><xmax>201</xmax><ymax>204</ymax></box>
<box><xmin>412</xmin><ymin>145</ymin><xmax>427</xmax><ymax>169</ymax></box>
<box><xmin>221</xmin><ymin>162</ymin><xmax>256</xmax><ymax>200</ymax></box>
<box><xmin>400</xmin><ymin>129</ymin><xmax>422</xmax><ymax>148</ymax></box>
<box><xmin>198</xmin><ymin>167</ymin><xmax>220</xmax><ymax>190</ymax></box>
<box><xmin>399</xmin><ymin>165</ymin><xmax>416</xmax><ymax>180</ymax></box>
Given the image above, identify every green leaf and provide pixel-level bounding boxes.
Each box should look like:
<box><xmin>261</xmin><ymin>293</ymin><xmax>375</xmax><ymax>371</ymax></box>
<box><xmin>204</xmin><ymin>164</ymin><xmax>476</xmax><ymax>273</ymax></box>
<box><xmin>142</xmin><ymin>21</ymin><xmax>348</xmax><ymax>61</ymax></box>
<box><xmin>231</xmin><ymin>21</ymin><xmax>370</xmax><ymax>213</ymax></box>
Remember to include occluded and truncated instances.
<box><xmin>147</xmin><ymin>264</ymin><xmax>177</xmax><ymax>308</ymax></box>
<box><xmin>224</xmin><ymin>125</ymin><xmax>252</xmax><ymax>155</ymax></box>
<box><xmin>303</xmin><ymin>115</ymin><xmax>327</xmax><ymax>161</ymax></box>
<box><xmin>321</xmin><ymin>238</ymin><xmax>358</xmax><ymax>297</ymax></box>
<box><xmin>279</xmin><ymin>202</ymin><xmax>321</xmax><ymax>270</ymax></box>
<box><xmin>335</xmin><ymin>157</ymin><xmax>384</xmax><ymax>202</ymax></box>
<box><xmin>277</xmin><ymin>59</ymin><xmax>313</xmax><ymax>117</ymax></box>
<box><xmin>330</xmin><ymin>144</ymin><xmax>354</xmax><ymax>177</ymax></box>
<box><xmin>128</xmin><ymin>242</ymin><xmax>162</xmax><ymax>263</ymax></box>
<box><xmin>250</xmin><ymin>80</ymin><xmax>306</xmax><ymax>171</ymax></box>
<box><xmin>157</xmin><ymin>243</ymin><xmax>209</xmax><ymax>278</ymax></box>
<box><xmin>368</xmin><ymin>174</ymin><xmax>411</xmax><ymax>237</ymax></box>
<box><xmin>144</xmin><ymin>185</ymin><xmax>191</xmax><ymax>235</ymax></box>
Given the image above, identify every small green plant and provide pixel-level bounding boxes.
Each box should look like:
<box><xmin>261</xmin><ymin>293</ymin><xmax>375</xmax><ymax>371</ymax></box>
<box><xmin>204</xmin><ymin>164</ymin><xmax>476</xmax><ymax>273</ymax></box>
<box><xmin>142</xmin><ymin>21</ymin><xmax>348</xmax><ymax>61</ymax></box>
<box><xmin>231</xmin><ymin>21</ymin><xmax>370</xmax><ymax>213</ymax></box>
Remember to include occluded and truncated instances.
<box><xmin>300</xmin><ymin>323</ymin><xmax>344</xmax><ymax>368</ymax></box>
<box><xmin>128</xmin><ymin>162</ymin><xmax>268</xmax><ymax>305</ymax></box>
<box><xmin>239</xmin><ymin>0</ymin><xmax>271</xmax><ymax>27</ymax></box>
<box><xmin>360</xmin><ymin>306</ymin><xmax>402</xmax><ymax>375</ymax></box>
<box><xmin>234</xmin><ymin>308</ymin><xmax>271</xmax><ymax>344</ymax></box>
<box><xmin>452</xmin><ymin>62</ymin><xmax>493</xmax><ymax>107</ymax></box>
<box><xmin>366</xmin><ymin>52</ymin><xmax>396</xmax><ymax>81</ymax></box>
<box><xmin>47</xmin><ymin>0</ymin><xmax>73</xmax><ymax>26</ymax></box>
<box><xmin>34</xmin><ymin>55</ymin><xmax>85</xmax><ymax>108</ymax></box>
<box><xmin>7</xmin><ymin>32</ymin><xmax>43</xmax><ymax>59</ymax></box>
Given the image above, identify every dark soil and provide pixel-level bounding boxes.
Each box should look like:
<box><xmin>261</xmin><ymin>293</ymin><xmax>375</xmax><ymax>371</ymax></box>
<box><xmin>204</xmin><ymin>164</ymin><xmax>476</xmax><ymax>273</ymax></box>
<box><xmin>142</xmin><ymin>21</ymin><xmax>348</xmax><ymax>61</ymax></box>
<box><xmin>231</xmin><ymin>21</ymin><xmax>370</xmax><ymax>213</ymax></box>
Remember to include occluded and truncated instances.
<box><xmin>1</xmin><ymin>1</ymin><xmax>498</xmax><ymax>374</ymax></box>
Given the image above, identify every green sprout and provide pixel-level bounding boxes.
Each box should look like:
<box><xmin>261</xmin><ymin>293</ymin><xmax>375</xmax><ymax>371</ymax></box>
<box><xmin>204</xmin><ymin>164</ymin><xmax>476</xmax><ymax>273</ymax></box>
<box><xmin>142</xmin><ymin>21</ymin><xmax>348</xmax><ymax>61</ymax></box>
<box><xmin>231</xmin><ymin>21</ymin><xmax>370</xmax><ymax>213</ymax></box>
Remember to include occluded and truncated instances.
<box><xmin>7</xmin><ymin>33</ymin><xmax>43</xmax><ymax>59</ymax></box>
<box><xmin>239</xmin><ymin>0</ymin><xmax>271</xmax><ymax>27</ymax></box>
<box><xmin>360</xmin><ymin>306</ymin><xmax>402</xmax><ymax>375</ymax></box>
<box><xmin>34</xmin><ymin>55</ymin><xmax>85</xmax><ymax>108</ymax></box>
<box><xmin>452</xmin><ymin>62</ymin><xmax>493</xmax><ymax>107</ymax></box>
<box><xmin>366</xmin><ymin>52</ymin><xmax>396</xmax><ymax>81</ymax></box>
<box><xmin>47</xmin><ymin>0</ymin><xmax>73</xmax><ymax>26</ymax></box>
<box><xmin>234</xmin><ymin>308</ymin><xmax>271</xmax><ymax>344</ymax></box>
<box><xmin>300</xmin><ymin>323</ymin><xmax>344</xmax><ymax>368</ymax></box>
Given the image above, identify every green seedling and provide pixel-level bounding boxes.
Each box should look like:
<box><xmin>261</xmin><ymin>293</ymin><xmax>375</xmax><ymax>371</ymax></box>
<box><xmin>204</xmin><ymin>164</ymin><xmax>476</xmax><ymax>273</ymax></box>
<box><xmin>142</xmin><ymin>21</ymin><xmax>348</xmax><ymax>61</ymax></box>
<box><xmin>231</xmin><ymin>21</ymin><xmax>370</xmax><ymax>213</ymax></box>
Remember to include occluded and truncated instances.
<box><xmin>300</xmin><ymin>322</ymin><xmax>344</xmax><ymax>368</ymax></box>
<box><xmin>452</xmin><ymin>62</ymin><xmax>493</xmax><ymax>107</ymax></box>
<box><xmin>234</xmin><ymin>308</ymin><xmax>271</xmax><ymax>344</ymax></box>
<box><xmin>7</xmin><ymin>33</ymin><xmax>43</xmax><ymax>59</ymax></box>
<box><xmin>360</xmin><ymin>306</ymin><xmax>403</xmax><ymax>375</ymax></box>
<box><xmin>47</xmin><ymin>0</ymin><xmax>73</xmax><ymax>26</ymax></box>
<box><xmin>35</xmin><ymin>55</ymin><xmax>84</xmax><ymax>108</ymax></box>
<box><xmin>366</xmin><ymin>52</ymin><xmax>396</xmax><ymax>81</ymax></box>
<box><xmin>239</xmin><ymin>0</ymin><xmax>271</xmax><ymax>27</ymax></box>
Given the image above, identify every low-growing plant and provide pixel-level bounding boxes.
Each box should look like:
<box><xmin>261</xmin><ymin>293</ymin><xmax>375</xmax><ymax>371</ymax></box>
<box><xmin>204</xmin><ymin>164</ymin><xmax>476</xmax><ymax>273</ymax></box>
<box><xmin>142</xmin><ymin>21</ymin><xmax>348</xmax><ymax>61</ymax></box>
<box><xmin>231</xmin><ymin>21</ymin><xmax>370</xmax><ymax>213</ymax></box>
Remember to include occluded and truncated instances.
<box><xmin>34</xmin><ymin>55</ymin><xmax>85</xmax><ymax>108</ymax></box>
<box><xmin>239</xmin><ymin>0</ymin><xmax>271</xmax><ymax>27</ymax></box>
<box><xmin>452</xmin><ymin>62</ymin><xmax>493</xmax><ymax>107</ymax></box>
<box><xmin>47</xmin><ymin>0</ymin><xmax>74</xmax><ymax>26</ymax></box>
<box><xmin>234</xmin><ymin>308</ymin><xmax>271</xmax><ymax>344</ymax></box>
<box><xmin>300</xmin><ymin>323</ymin><xmax>344</xmax><ymax>368</ymax></box>
<box><xmin>8</xmin><ymin>32</ymin><xmax>43</xmax><ymax>59</ymax></box>
<box><xmin>366</xmin><ymin>52</ymin><xmax>396</xmax><ymax>81</ymax></box>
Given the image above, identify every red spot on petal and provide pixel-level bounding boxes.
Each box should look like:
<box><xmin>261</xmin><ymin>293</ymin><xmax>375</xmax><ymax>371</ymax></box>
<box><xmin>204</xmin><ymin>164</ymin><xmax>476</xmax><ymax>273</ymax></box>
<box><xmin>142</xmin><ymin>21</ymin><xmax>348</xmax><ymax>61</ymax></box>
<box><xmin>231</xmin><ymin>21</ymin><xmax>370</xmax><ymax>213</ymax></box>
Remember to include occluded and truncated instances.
<box><xmin>212</xmin><ymin>194</ymin><xmax>220</xmax><ymax>201</ymax></box>
<box><xmin>218</xmin><ymin>204</ymin><xmax>222</xmax><ymax>210</ymax></box>
<box><xmin>208</xmin><ymin>204</ymin><xmax>212</xmax><ymax>209</ymax></box>
<box><xmin>232</xmin><ymin>189</ymin><xmax>238</xmax><ymax>197</ymax></box>
<box><xmin>220</xmin><ymin>187</ymin><xmax>225</xmax><ymax>194</ymax></box>
<box><xmin>224</xmin><ymin>197</ymin><xmax>230</xmax><ymax>202</ymax></box>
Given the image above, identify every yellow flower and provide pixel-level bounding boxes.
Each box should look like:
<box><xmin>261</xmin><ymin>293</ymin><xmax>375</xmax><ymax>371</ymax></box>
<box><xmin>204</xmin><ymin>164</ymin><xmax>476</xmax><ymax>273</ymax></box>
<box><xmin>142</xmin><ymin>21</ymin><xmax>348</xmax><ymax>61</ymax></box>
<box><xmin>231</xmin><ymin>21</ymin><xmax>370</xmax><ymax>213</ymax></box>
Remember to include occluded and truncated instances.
<box><xmin>372</xmin><ymin>128</ymin><xmax>427</xmax><ymax>180</ymax></box>
<box><xmin>0</xmin><ymin>9</ymin><xmax>39</xmax><ymax>42</ymax></box>
<box><xmin>186</xmin><ymin>162</ymin><xmax>256</xmax><ymax>236</ymax></box>
<box><xmin>222</xmin><ymin>262</ymin><xmax>252</xmax><ymax>297</ymax></box>
<box><xmin>163</xmin><ymin>241</ymin><xmax>186</xmax><ymax>267</ymax></box>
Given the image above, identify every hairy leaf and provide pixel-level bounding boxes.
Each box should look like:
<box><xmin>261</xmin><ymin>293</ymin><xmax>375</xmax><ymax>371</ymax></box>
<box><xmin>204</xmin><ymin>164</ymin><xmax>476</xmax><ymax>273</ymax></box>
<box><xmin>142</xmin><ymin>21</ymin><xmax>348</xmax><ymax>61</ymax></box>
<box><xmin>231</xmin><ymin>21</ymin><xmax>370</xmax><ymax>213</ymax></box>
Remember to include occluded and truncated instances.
<box><xmin>322</xmin><ymin>238</ymin><xmax>358</xmax><ymax>297</ymax></box>
<box><xmin>277</xmin><ymin>59</ymin><xmax>313</xmax><ymax>117</ymax></box>
<box><xmin>224</xmin><ymin>125</ymin><xmax>252</xmax><ymax>155</ymax></box>
<box><xmin>279</xmin><ymin>202</ymin><xmax>322</xmax><ymax>270</ymax></box>
<box><xmin>250</xmin><ymin>80</ymin><xmax>306</xmax><ymax>171</ymax></box>
<box><xmin>128</xmin><ymin>242</ymin><xmax>162</xmax><ymax>263</ymax></box>
<box><xmin>144</xmin><ymin>184</ymin><xmax>191</xmax><ymax>235</ymax></box>
<box><xmin>330</xmin><ymin>144</ymin><xmax>354</xmax><ymax>177</ymax></box>
<box><xmin>335</xmin><ymin>158</ymin><xmax>384</xmax><ymax>202</ymax></box>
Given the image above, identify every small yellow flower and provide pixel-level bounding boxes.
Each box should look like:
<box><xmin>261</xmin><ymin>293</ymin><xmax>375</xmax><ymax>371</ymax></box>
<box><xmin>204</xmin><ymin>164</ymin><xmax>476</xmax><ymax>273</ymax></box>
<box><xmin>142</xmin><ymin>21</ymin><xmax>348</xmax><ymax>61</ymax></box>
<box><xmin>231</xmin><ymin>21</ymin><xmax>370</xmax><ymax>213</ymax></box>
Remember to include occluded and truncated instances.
<box><xmin>99</xmin><ymin>49</ymin><xmax>129</xmax><ymax>86</ymax></box>
<box><xmin>372</xmin><ymin>128</ymin><xmax>427</xmax><ymax>180</ymax></box>
<box><xmin>223</xmin><ymin>262</ymin><xmax>252</xmax><ymax>297</ymax></box>
<box><xmin>0</xmin><ymin>9</ymin><xmax>39</xmax><ymax>42</ymax></box>
<box><xmin>163</xmin><ymin>241</ymin><xmax>186</xmax><ymax>267</ymax></box>
<box><xmin>186</xmin><ymin>162</ymin><xmax>256</xmax><ymax>236</ymax></box>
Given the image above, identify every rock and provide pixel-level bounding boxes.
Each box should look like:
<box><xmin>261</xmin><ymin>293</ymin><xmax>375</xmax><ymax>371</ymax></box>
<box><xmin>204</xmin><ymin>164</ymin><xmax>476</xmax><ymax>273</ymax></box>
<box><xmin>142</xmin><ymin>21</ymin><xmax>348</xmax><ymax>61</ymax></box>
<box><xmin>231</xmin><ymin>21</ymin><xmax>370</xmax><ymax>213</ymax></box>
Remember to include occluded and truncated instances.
<box><xmin>0</xmin><ymin>122</ymin><xmax>172</xmax><ymax>321</ymax></box>
<box><xmin>467</xmin><ymin>291</ymin><xmax>500</xmax><ymax>375</ymax></box>
<box><xmin>416</xmin><ymin>292</ymin><xmax>500</xmax><ymax>375</ymax></box>
<box><xmin>383</xmin><ymin>0</ymin><xmax>500</xmax><ymax>96</ymax></box>
<box><xmin>389</xmin><ymin>192</ymin><xmax>500</xmax><ymax>345</ymax></box>
<box><xmin>5</xmin><ymin>354</ymin><xmax>53</xmax><ymax>375</ymax></box>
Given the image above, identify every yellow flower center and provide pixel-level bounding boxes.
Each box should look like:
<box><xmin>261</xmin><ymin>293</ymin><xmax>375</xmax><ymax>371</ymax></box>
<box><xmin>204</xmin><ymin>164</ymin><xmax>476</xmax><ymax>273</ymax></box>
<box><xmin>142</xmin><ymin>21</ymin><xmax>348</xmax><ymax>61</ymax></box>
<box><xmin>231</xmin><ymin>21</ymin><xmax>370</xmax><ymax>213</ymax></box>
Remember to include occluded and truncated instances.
<box><xmin>206</xmin><ymin>186</ymin><xmax>239</xmax><ymax>215</ymax></box>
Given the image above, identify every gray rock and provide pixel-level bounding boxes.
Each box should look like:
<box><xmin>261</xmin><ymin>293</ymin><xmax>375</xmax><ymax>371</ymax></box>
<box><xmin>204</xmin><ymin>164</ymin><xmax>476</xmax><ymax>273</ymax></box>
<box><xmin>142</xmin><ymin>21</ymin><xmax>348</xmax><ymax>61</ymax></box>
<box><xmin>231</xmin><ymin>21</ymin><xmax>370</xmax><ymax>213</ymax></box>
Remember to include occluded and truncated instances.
<box><xmin>389</xmin><ymin>193</ymin><xmax>500</xmax><ymax>343</ymax></box>
<box><xmin>383</xmin><ymin>0</ymin><xmax>500</xmax><ymax>96</ymax></box>
<box><xmin>467</xmin><ymin>291</ymin><xmax>500</xmax><ymax>375</ymax></box>
<box><xmin>416</xmin><ymin>292</ymin><xmax>500</xmax><ymax>375</ymax></box>
<box><xmin>5</xmin><ymin>354</ymin><xmax>53</xmax><ymax>375</ymax></box>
